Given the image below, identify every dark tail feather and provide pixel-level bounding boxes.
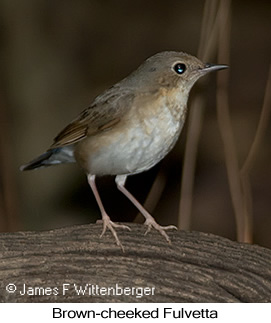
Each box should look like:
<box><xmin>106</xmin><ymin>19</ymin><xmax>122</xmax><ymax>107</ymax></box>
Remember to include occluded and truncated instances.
<box><xmin>20</xmin><ymin>150</ymin><xmax>55</xmax><ymax>171</ymax></box>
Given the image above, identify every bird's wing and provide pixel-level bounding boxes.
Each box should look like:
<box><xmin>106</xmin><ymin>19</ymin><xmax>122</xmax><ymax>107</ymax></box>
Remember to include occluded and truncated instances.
<box><xmin>50</xmin><ymin>88</ymin><xmax>135</xmax><ymax>148</ymax></box>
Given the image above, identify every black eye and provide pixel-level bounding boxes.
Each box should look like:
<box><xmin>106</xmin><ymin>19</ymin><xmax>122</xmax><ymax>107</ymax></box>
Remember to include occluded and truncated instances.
<box><xmin>173</xmin><ymin>63</ymin><xmax>186</xmax><ymax>74</ymax></box>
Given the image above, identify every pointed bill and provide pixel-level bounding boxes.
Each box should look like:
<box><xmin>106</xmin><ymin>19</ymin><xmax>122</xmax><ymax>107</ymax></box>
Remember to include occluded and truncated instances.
<box><xmin>202</xmin><ymin>63</ymin><xmax>228</xmax><ymax>73</ymax></box>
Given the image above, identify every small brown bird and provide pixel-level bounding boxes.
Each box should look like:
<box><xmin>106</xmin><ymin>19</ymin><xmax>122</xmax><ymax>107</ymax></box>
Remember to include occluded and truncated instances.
<box><xmin>21</xmin><ymin>51</ymin><xmax>227</xmax><ymax>250</ymax></box>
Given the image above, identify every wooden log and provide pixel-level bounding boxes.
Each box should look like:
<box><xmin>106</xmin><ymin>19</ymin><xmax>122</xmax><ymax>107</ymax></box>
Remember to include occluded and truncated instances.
<box><xmin>0</xmin><ymin>223</ymin><xmax>270</xmax><ymax>302</ymax></box>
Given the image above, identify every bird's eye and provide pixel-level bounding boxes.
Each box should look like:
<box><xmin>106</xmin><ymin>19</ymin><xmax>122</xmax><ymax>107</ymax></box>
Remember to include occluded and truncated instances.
<box><xmin>173</xmin><ymin>63</ymin><xmax>186</xmax><ymax>75</ymax></box>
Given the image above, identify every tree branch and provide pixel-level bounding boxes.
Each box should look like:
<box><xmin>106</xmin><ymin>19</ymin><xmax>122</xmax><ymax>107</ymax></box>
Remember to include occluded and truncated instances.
<box><xmin>0</xmin><ymin>223</ymin><xmax>270</xmax><ymax>302</ymax></box>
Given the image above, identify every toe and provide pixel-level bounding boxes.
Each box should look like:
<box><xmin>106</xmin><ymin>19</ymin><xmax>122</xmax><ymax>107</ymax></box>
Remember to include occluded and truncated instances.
<box><xmin>143</xmin><ymin>218</ymin><xmax>176</xmax><ymax>243</ymax></box>
<box><xmin>162</xmin><ymin>225</ymin><xmax>178</xmax><ymax>231</ymax></box>
<box><xmin>98</xmin><ymin>215</ymin><xmax>130</xmax><ymax>252</ymax></box>
<box><xmin>111</xmin><ymin>222</ymin><xmax>131</xmax><ymax>231</ymax></box>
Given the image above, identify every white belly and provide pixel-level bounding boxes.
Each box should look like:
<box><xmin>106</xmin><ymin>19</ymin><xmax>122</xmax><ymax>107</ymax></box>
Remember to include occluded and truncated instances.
<box><xmin>86</xmin><ymin>104</ymin><xmax>185</xmax><ymax>176</ymax></box>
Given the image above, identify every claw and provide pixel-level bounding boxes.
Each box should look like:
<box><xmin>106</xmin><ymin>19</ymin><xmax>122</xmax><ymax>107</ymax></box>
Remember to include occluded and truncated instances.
<box><xmin>144</xmin><ymin>218</ymin><xmax>177</xmax><ymax>244</ymax></box>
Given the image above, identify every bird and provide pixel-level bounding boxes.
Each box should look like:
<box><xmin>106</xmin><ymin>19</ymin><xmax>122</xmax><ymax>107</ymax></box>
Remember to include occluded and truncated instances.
<box><xmin>20</xmin><ymin>51</ymin><xmax>227</xmax><ymax>251</ymax></box>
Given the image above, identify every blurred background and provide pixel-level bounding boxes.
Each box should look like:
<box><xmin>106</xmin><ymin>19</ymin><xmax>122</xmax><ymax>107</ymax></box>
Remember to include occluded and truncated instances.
<box><xmin>0</xmin><ymin>0</ymin><xmax>270</xmax><ymax>247</ymax></box>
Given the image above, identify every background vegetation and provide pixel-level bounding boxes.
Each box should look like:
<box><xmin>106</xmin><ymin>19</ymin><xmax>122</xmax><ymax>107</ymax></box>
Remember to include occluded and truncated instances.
<box><xmin>0</xmin><ymin>0</ymin><xmax>270</xmax><ymax>248</ymax></box>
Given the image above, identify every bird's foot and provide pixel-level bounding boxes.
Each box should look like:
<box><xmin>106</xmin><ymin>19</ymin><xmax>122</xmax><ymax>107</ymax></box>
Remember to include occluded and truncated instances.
<box><xmin>144</xmin><ymin>217</ymin><xmax>177</xmax><ymax>244</ymax></box>
<box><xmin>98</xmin><ymin>214</ymin><xmax>131</xmax><ymax>252</ymax></box>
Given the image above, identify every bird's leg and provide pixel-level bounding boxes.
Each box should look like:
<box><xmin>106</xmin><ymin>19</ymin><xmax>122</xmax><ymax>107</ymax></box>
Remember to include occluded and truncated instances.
<box><xmin>115</xmin><ymin>175</ymin><xmax>177</xmax><ymax>243</ymax></box>
<box><xmin>87</xmin><ymin>174</ymin><xmax>130</xmax><ymax>251</ymax></box>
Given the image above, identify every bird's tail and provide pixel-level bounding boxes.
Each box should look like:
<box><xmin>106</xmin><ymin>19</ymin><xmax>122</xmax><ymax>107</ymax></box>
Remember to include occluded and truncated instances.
<box><xmin>20</xmin><ymin>146</ymin><xmax>75</xmax><ymax>171</ymax></box>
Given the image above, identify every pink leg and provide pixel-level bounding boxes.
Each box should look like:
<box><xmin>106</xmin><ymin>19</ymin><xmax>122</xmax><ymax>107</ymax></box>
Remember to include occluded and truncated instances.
<box><xmin>87</xmin><ymin>174</ymin><xmax>130</xmax><ymax>251</ymax></box>
<box><xmin>115</xmin><ymin>175</ymin><xmax>177</xmax><ymax>243</ymax></box>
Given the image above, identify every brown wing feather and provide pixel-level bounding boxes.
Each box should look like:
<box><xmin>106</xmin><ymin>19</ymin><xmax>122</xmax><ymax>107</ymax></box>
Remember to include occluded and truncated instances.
<box><xmin>51</xmin><ymin>123</ymin><xmax>88</xmax><ymax>147</ymax></box>
<box><xmin>50</xmin><ymin>87</ymin><xmax>134</xmax><ymax>148</ymax></box>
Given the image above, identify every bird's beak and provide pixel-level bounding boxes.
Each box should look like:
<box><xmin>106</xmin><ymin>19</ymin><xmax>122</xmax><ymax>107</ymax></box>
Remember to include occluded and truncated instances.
<box><xmin>201</xmin><ymin>63</ymin><xmax>228</xmax><ymax>73</ymax></box>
